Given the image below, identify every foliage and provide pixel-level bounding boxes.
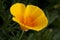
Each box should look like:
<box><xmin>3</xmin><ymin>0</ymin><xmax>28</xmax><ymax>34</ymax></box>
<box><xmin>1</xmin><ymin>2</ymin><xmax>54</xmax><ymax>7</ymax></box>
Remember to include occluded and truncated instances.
<box><xmin>0</xmin><ymin>0</ymin><xmax>60</xmax><ymax>40</ymax></box>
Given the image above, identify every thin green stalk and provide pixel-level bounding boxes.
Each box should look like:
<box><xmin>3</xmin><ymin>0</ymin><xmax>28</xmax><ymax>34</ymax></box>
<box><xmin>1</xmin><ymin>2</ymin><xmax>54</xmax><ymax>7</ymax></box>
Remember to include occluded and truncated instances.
<box><xmin>19</xmin><ymin>30</ymin><xmax>25</xmax><ymax>40</ymax></box>
<box><xmin>27</xmin><ymin>33</ymin><xmax>33</xmax><ymax>40</ymax></box>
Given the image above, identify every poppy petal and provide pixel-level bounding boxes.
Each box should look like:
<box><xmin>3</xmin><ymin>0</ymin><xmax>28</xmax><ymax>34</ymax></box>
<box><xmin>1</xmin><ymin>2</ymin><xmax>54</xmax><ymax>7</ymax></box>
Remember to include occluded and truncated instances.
<box><xmin>31</xmin><ymin>14</ymin><xmax>48</xmax><ymax>31</ymax></box>
<box><xmin>12</xmin><ymin>17</ymin><xmax>20</xmax><ymax>24</ymax></box>
<box><xmin>12</xmin><ymin>17</ymin><xmax>29</xmax><ymax>31</ymax></box>
<box><xmin>10</xmin><ymin>3</ymin><xmax>25</xmax><ymax>18</ymax></box>
<box><xmin>24</xmin><ymin>5</ymin><xmax>45</xmax><ymax>26</ymax></box>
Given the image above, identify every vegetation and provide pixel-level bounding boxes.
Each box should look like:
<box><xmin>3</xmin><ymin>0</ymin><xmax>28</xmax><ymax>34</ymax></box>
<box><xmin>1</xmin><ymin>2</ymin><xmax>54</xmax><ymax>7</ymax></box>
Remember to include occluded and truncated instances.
<box><xmin>0</xmin><ymin>0</ymin><xmax>60</xmax><ymax>40</ymax></box>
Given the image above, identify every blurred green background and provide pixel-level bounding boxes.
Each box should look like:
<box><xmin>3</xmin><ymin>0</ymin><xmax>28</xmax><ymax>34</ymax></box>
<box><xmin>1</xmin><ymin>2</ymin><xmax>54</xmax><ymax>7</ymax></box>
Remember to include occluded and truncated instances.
<box><xmin>0</xmin><ymin>0</ymin><xmax>60</xmax><ymax>40</ymax></box>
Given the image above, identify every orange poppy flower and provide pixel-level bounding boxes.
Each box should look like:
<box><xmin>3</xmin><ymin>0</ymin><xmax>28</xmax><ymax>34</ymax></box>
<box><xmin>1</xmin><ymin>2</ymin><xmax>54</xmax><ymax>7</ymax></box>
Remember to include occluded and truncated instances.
<box><xmin>10</xmin><ymin>3</ymin><xmax>48</xmax><ymax>31</ymax></box>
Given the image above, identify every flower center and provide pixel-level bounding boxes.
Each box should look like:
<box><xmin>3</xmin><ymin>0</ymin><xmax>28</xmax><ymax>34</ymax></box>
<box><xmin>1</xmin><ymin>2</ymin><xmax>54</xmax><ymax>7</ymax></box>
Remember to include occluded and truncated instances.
<box><xmin>20</xmin><ymin>16</ymin><xmax>37</xmax><ymax>27</ymax></box>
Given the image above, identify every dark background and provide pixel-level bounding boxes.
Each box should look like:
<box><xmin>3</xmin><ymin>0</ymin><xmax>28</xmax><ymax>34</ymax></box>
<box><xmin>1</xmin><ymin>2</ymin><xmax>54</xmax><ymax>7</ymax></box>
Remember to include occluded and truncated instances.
<box><xmin>0</xmin><ymin>0</ymin><xmax>60</xmax><ymax>40</ymax></box>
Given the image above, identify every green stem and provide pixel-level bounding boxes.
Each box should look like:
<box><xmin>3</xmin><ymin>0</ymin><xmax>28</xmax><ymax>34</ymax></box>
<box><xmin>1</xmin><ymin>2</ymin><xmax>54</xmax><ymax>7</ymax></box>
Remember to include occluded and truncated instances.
<box><xmin>19</xmin><ymin>30</ymin><xmax>25</xmax><ymax>40</ymax></box>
